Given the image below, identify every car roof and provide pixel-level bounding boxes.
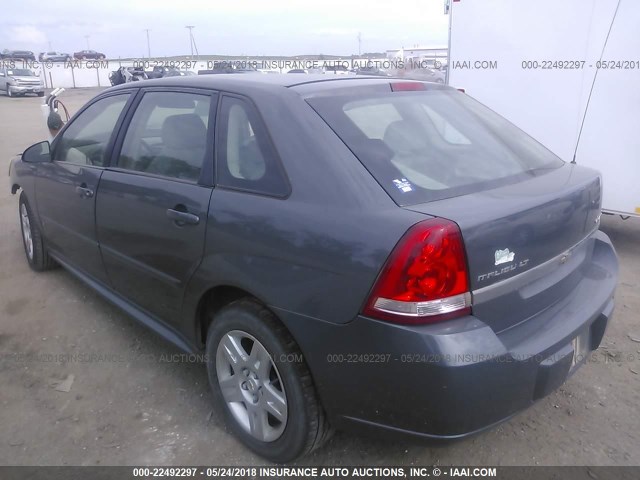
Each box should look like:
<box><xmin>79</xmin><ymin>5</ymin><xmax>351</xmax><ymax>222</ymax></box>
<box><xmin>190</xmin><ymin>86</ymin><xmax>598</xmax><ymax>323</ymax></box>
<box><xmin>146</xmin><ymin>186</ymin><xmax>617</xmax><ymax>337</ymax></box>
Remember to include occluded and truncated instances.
<box><xmin>107</xmin><ymin>73</ymin><xmax>449</xmax><ymax>97</ymax></box>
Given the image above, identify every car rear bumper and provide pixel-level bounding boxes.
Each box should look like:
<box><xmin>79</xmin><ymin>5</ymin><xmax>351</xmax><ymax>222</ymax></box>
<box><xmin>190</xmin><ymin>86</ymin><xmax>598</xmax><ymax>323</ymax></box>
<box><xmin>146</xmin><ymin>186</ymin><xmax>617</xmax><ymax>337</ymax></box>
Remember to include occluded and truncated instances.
<box><xmin>275</xmin><ymin>230</ymin><xmax>617</xmax><ymax>439</ymax></box>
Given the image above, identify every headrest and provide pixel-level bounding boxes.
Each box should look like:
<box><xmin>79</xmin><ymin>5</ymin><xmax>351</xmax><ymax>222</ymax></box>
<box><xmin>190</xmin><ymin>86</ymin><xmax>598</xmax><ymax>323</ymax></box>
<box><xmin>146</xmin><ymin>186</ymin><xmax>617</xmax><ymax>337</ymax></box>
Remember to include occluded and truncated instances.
<box><xmin>162</xmin><ymin>114</ymin><xmax>206</xmax><ymax>149</ymax></box>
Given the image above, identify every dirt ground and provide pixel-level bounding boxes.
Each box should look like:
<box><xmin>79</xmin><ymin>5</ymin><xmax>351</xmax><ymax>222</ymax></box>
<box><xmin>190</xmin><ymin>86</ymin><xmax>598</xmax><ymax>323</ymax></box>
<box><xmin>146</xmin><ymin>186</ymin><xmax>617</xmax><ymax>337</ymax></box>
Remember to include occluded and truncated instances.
<box><xmin>0</xmin><ymin>88</ymin><xmax>638</xmax><ymax>467</ymax></box>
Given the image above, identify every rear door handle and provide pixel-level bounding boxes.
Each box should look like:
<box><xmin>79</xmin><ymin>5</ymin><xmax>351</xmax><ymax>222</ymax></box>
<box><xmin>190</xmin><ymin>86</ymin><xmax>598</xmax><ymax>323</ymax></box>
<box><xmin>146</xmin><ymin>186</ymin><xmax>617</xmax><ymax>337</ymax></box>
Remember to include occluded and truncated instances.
<box><xmin>166</xmin><ymin>207</ymin><xmax>200</xmax><ymax>226</ymax></box>
<box><xmin>75</xmin><ymin>185</ymin><xmax>94</xmax><ymax>198</ymax></box>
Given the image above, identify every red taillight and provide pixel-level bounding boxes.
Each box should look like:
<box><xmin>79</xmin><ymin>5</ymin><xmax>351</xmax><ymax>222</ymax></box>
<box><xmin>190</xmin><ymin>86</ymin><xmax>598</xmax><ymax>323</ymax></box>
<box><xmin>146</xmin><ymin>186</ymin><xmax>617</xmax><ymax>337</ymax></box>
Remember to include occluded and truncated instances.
<box><xmin>363</xmin><ymin>218</ymin><xmax>471</xmax><ymax>325</ymax></box>
<box><xmin>390</xmin><ymin>82</ymin><xmax>426</xmax><ymax>92</ymax></box>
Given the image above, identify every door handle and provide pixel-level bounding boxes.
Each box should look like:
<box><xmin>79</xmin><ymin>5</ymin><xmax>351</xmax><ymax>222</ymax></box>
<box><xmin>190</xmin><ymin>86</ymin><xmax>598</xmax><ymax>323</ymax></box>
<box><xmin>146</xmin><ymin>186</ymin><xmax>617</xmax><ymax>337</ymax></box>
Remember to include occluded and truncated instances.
<box><xmin>75</xmin><ymin>184</ymin><xmax>94</xmax><ymax>198</ymax></box>
<box><xmin>166</xmin><ymin>207</ymin><xmax>200</xmax><ymax>226</ymax></box>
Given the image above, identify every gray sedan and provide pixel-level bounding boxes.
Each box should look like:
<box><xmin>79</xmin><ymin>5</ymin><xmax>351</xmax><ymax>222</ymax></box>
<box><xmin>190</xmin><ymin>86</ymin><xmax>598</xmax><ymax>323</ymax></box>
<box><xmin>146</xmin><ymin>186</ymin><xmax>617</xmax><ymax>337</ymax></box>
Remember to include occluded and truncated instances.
<box><xmin>9</xmin><ymin>74</ymin><xmax>617</xmax><ymax>462</ymax></box>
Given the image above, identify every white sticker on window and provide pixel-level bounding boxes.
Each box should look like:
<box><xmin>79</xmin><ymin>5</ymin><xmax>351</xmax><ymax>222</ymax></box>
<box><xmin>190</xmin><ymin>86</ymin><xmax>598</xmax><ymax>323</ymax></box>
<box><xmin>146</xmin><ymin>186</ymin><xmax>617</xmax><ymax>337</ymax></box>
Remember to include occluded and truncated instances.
<box><xmin>393</xmin><ymin>178</ymin><xmax>413</xmax><ymax>193</ymax></box>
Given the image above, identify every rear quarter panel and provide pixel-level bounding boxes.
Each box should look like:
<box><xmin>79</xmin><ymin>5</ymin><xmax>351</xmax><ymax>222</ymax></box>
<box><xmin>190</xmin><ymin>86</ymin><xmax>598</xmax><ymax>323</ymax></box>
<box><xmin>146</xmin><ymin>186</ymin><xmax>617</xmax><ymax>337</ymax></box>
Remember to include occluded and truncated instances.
<box><xmin>181</xmin><ymin>87</ymin><xmax>426</xmax><ymax>341</ymax></box>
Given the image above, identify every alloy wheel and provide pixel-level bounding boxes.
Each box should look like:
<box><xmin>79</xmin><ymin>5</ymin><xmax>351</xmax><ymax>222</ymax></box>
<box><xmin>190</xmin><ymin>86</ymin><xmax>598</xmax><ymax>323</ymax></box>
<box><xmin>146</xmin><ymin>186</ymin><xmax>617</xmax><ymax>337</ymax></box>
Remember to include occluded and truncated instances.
<box><xmin>216</xmin><ymin>330</ymin><xmax>288</xmax><ymax>442</ymax></box>
<box><xmin>20</xmin><ymin>203</ymin><xmax>33</xmax><ymax>260</ymax></box>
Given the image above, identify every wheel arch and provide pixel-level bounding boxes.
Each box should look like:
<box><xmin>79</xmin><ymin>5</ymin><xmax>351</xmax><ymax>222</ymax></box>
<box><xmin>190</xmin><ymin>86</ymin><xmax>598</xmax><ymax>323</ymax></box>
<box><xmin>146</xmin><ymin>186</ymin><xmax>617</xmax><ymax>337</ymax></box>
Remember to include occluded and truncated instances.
<box><xmin>195</xmin><ymin>285</ymin><xmax>265</xmax><ymax>349</ymax></box>
<box><xmin>193</xmin><ymin>284</ymin><xmax>310</xmax><ymax>361</ymax></box>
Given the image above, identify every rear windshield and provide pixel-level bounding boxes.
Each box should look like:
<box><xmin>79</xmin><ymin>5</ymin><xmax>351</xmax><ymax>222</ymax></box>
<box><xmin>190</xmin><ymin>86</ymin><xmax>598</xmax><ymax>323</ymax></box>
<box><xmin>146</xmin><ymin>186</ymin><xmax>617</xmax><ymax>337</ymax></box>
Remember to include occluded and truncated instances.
<box><xmin>307</xmin><ymin>89</ymin><xmax>564</xmax><ymax>205</ymax></box>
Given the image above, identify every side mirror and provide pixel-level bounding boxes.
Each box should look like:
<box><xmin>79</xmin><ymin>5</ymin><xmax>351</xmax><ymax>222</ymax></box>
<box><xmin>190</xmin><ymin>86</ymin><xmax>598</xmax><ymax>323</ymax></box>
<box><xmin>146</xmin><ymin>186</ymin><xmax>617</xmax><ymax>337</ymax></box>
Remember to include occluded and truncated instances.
<box><xmin>22</xmin><ymin>141</ymin><xmax>51</xmax><ymax>163</ymax></box>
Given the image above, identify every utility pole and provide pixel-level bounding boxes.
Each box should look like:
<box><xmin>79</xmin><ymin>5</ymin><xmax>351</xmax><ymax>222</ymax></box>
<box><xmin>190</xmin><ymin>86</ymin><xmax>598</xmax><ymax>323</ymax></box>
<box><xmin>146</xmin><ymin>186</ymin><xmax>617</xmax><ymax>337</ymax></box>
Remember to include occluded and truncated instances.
<box><xmin>144</xmin><ymin>29</ymin><xmax>151</xmax><ymax>58</ymax></box>
<box><xmin>185</xmin><ymin>25</ymin><xmax>199</xmax><ymax>58</ymax></box>
<box><xmin>84</xmin><ymin>35</ymin><xmax>90</xmax><ymax>49</ymax></box>
<box><xmin>357</xmin><ymin>32</ymin><xmax>362</xmax><ymax>56</ymax></box>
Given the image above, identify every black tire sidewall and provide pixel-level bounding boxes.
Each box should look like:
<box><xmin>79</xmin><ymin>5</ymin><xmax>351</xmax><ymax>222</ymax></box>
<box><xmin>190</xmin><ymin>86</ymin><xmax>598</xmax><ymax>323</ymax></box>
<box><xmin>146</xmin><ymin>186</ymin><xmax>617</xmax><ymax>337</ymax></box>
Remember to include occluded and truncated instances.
<box><xmin>19</xmin><ymin>193</ymin><xmax>47</xmax><ymax>271</ymax></box>
<box><xmin>206</xmin><ymin>302</ymin><xmax>313</xmax><ymax>463</ymax></box>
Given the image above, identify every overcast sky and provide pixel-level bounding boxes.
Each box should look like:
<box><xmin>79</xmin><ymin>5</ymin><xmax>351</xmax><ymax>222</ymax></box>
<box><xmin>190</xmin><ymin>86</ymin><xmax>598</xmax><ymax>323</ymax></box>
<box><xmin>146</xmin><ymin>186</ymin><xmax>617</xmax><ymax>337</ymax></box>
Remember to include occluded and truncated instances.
<box><xmin>0</xmin><ymin>0</ymin><xmax>448</xmax><ymax>57</ymax></box>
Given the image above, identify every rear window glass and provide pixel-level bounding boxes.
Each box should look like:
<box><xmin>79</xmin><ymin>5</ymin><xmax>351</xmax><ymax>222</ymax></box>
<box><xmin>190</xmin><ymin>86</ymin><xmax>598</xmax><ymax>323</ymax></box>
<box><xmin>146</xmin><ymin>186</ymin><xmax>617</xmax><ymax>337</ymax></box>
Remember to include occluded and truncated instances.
<box><xmin>307</xmin><ymin>89</ymin><xmax>564</xmax><ymax>205</ymax></box>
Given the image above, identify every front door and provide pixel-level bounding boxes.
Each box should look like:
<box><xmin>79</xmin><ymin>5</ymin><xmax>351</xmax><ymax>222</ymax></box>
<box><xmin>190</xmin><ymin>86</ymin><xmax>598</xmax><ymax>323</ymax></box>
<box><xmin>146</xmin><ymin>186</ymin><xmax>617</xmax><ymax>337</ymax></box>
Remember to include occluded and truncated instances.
<box><xmin>96</xmin><ymin>90</ymin><xmax>215</xmax><ymax>324</ymax></box>
<box><xmin>35</xmin><ymin>93</ymin><xmax>132</xmax><ymax>283</ymax></box>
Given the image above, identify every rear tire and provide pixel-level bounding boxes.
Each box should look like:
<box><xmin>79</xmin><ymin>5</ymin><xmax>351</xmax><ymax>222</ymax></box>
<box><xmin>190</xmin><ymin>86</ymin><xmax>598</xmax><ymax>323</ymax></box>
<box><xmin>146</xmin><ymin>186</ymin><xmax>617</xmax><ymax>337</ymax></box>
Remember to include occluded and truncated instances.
<box><xmin>205</xmin><ymin>299</ymin><xmax>332</xmax><ymax>462</ymax></box>
<box><xmin>19</xmin><ymin>192</ymin><xmax>57</xmax><ymax>271</ymax></box>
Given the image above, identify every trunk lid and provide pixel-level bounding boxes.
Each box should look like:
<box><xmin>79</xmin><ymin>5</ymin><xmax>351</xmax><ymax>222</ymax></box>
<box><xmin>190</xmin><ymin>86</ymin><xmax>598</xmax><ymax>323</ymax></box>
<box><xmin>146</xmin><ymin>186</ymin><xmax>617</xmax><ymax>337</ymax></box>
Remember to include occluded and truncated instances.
<box><xmin>405</xmin><ymin>163</ymin><xmax>602</xmax><ymax>332</ymax></box>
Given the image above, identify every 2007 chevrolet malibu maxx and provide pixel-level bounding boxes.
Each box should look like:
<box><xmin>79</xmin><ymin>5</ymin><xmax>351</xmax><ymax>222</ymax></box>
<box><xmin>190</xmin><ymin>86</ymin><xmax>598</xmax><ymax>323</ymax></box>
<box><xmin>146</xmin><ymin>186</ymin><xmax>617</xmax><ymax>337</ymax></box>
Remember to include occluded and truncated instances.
<box><xmin>9</xmin><ymin>75</ymin><xmax>617</xmax><ymax>462</ymax></box>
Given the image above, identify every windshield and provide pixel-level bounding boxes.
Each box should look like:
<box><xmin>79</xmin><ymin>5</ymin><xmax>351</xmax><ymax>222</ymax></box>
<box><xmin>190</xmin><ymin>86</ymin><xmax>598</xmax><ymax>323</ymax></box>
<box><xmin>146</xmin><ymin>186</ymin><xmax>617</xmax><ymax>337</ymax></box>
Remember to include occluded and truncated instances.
<box><xmin>8</xmin><ymin>69</ymin><xmax>35</xmax><ymax>76</ymax></box>
<box><xmin>307</xmin><ymin>89</ymin><xmax>564</xmax><ymax>205</ymax></box>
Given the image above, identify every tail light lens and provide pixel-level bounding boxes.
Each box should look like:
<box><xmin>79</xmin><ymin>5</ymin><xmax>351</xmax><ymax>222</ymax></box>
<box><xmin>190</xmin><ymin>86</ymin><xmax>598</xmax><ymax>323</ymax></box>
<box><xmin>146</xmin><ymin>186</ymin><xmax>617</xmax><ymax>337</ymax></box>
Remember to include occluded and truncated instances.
<box><xmin>363</xmin><ymin>218</ymin><xmax>471</xmax><ymax>325</ymax></box>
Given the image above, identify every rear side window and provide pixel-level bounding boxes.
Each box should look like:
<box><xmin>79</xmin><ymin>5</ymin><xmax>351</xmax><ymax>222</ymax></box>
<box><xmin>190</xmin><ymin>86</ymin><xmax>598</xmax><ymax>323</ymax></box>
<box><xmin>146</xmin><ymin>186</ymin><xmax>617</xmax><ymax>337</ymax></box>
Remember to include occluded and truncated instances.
<box><xmin>216</xmin><ymin>96</ymin><xmax>289</xmax><ymax>197</ymax></box>
<box><xmin>118</xmin><ymin>91</ymin><xmax>211</xmax><ymax>182</ymax></box>
<box><xmin>308</xmin><ymin>89</ymin><xmax>564</xmax><ymax>205</ymax></box>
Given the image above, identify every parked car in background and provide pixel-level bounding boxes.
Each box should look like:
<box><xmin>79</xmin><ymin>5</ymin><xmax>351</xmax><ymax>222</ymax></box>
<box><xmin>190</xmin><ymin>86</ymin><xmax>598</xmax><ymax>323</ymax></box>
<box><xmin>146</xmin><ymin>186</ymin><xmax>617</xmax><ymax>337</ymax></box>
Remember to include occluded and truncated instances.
<box><xmin>145</xmin><ymin>66</ymin><xmax>196</xmax><ymax>78</ymax></box>
<box><xmin>1</xmin><ymin>50</ymin><xmax>36</xmax><ymax>61</ymax></box>
<box><xmin>73</xmin><ymin>50</ymin><xmax>106</xmax><ymax>60</ymax></box>
<box><xmin>198</xmin><ymin>65</ymin><xmax>258</xmax><ymax>75</ymax></box>
<box><xmin>8</xmin><ymin>75</ymin><xmax>617</xmax><ymax>462</ymax></box>
<box><xmin>108</xmin><ymin>67</ymin><xmax>147</xmax><ymax>86</ymax></box>
<box><xmin>323</xmin><ymin>64</ymin><xmax>352</xmax><ymax>75</ymax></box>
<box><xmin>0</xmin><ymin>67</ymin><xmax>44</xmax><ymax>97</ymax></box>
<box><xmin>39</xmin><ymin>51</ymin><xmax>72</xmax><ymax>62</ymax></box>
<box><xmin>146</xmin><ymin>66</ymin><xmax>174</xmax><ymax>79</ymax></box>
<box><xmin>402</xmin><ymin>67</ymin><xmax>445</xmax><ymax>83</ymax></box>
<box><xmin>164</xmin><ymin>69</ymin><xmax>196</xmax><ymax>77</ymax></box>
<box><xmin>198</xmin><ymin>66</ymin><xmax>235</xmax><ymax>75</ymax></box>
<box><xmin>355</xmin><ymin>66</ymin><xmax>390</xmax><ymax>77</ymax></box>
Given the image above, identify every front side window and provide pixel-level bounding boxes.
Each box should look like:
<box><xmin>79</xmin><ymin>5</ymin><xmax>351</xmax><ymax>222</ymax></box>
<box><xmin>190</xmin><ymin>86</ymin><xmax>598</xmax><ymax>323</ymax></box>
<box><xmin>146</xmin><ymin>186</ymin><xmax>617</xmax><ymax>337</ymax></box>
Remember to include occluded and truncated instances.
<box><xmin>53</xmin><ymin>94</ymin><xmax>130</xmax><ymax>166</ymax></box>
<box><xmin>118</xmin><ymin>91</ymin><xmax>211</xmax><ymax>182</ymax></box>
<box><xmin>216</xmin><ymin>96</ymin><xmax>289</xmax><ymax>197</ymax></box>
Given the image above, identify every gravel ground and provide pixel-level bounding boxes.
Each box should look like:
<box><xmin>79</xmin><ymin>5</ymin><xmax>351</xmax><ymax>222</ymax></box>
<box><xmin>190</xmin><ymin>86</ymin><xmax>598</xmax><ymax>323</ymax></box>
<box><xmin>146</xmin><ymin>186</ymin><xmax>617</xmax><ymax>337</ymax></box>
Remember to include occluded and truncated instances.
<box><xmin>0</xmin><ymin>88</ymin><xmax>638</xmax><ymax>466</ymax></box>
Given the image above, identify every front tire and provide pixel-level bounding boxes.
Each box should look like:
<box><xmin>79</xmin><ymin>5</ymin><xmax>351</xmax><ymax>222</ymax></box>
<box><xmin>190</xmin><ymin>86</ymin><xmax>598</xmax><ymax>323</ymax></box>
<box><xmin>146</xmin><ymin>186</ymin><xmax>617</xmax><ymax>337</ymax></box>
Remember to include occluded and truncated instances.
<box><xmin>6</xmin><ymin>86</ymin><xmax>13</xmax><ymax>97</ymax></box>
<box><xmin>19</xmin><ymin>193</ymin><xmax>56</xmax><ymax>271</ymax></box>
<box><xmin>206</xmin><ymin>299</ymin><xmax>331</xmax><ymax>462</ymax></box>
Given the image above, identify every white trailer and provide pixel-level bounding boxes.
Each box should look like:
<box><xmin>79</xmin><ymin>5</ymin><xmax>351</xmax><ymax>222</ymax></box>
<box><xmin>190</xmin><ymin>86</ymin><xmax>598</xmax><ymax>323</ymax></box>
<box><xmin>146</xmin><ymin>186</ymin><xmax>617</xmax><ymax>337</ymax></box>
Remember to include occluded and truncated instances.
<box><xmin>447</xmin><ymin>0</ymin><xmax>640</xmax><ymax>217</ymax></box>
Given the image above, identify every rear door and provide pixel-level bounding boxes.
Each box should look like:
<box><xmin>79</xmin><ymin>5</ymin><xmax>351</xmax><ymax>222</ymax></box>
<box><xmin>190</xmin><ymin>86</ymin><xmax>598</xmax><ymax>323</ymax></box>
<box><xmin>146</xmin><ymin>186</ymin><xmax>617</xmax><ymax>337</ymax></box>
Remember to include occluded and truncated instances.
<box><xmin>35</xmin><ymin>92</ymin><xmax>133</xmax><ymax>283</ymax></box>
<box><xmin>96</xmin><ymin>89</ymin><xmax>216</xmax><ymax>324</ymax></box>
